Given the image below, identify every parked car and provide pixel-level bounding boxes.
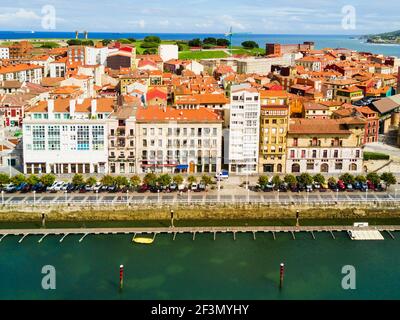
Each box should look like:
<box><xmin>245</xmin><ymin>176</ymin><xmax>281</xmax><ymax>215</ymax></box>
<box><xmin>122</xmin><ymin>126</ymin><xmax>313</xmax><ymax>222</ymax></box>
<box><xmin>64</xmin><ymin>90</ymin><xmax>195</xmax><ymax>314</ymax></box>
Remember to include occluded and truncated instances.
<box><xmin>15</xmin><ymin>183</ymin><xmax>27</xmax><ymax>192</ymax></box>
<box><xmin>306</xmin><ymin>185</ymin><xmax>313</xmax><ymax>192</ymax></box>
<box><xmin>190</xmin><ymin>183</ymin><xmax>198</xmax><ymax>191</ymax></box>
<box><xmin>346</xmin><ymin>184</ymin><xmax>354</xmax><ymax>192</ymax></box>
<box><xmin>4</xmin><ymin>183</ymin><xmax>16</xmax><ymax>193</ymax></box>
<box><xmin>376</xmin><ymin>183</ymin><xmax>387</xmax><ymax>192</ymax></box>
<box><xmin>21</xmin><ymin>183</ymin><xmax>32</xmax><ymax>193</ymax></box>
<box><xmin>107</xmin><ymin>185</ymin><xmax>119</xmax><ymax>193</ymax></box>
<box><xmin>196</xmin><ymin>183</ymin><xmax>206</xmax><ymax>192</ymax></box>
<box><xmin>53</xmin><ymin>181</ymin><xmax>66</xmax><ymax>192</ymax></box>
<box><xmin>367</xmin><ymin>180</ymin><xmax>376</xmax><ymax>191</ymax></box>
<box><xmin>78</xmin><ymin>185</ymin><xmax>87</xmax><ymax>193</ymax></box>
<box><xmin>278</xmin><ymin>183</ymin><xmax>288</xmax><ymax>192</ymax></box>
<box><xmin>138</xmin><ymin>184</ymin><xmax>150</xmax><ymax>193</ymax></box>
<box><xmin>337</xmin><ymin>180</ymin><xmax>346</xmax><ymax>191</ymax></box>
<box><xmin>149</xmin><ymin>185</ymin><xmax>162</xmax><ymax>193</ymax></box>
<box><xmin>178</xmin><ymin>184</ymin><xmax>188</xmax><ymax>193</ymax></box>
<box><xmin>93</xmin><ymin>182</ymin><xmax>102</xmax><ymax>192</ymax></box>
<box><xmin>169</xmin><ymin>183</ymin><xmax>178</xmax><ymax>192</ymax></box>
<box><xmin>215</xmin><ymin>170</ymin><xmax>229</xmax><ymax>180</ymax></box>
<box><xmin>313</xmin><ymin>183</ymin><xmax>321</xmax><ymax>191</ymax></box>
<box><xmin>32</xmin><ymin>183</ymin><xmax>46</xmax><ymax>193</ymax></box>
<box><xmin>360</xmin><ymin>183</ymin><xmax>368</xmax><ymax>192</ymax></box>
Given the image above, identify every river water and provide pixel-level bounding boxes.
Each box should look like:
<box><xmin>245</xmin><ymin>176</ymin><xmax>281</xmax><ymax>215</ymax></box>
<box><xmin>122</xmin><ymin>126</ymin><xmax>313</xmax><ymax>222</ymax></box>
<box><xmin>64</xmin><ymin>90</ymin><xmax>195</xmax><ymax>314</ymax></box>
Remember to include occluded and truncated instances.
<box><xmin>0</xmin><ymin>229</ymin><xmax>399</xmax><ymax>300</ymax></box>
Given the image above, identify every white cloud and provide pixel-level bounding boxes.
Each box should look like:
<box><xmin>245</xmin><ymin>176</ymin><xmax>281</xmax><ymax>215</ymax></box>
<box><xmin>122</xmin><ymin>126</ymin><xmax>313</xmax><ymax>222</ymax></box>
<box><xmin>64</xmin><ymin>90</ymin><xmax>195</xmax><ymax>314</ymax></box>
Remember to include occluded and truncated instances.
<box><xmin>220</xmin><ymin>15</ymin><xmax>245</xmax><ymax>30</ymax></box>
<box><xmin>0</xmin><ymin>8</ymin><xmax>41</xmax><ymax>23</ymax></box>
<box><xmin>159</xmin><ymin>20</ymin><xmax>170</xmax><ymax>26</ymax></box>
<box><xmin>129</xmin><ymin>19</ymin><xmax>146</xmax><ymax>29</ymax></box>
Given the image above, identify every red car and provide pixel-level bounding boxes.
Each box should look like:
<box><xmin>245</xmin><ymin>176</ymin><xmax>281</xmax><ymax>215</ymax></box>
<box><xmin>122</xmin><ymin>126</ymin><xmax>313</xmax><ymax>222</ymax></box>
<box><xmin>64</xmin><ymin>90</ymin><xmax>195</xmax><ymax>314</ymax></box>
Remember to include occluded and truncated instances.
<box><xmin>337</xmin><ymin>180</ymin><xmax>346</xmax><ymax>191</ymax></box>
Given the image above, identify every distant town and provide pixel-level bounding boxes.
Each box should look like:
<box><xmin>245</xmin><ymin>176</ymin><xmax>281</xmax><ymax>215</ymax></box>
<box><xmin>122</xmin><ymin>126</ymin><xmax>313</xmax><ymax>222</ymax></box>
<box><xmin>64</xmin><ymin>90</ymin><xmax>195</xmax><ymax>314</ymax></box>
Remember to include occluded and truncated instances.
<box><xmin>0</xmin><ymin>32</ymin><xmax>399</xmax><ymax>195</ymax></box>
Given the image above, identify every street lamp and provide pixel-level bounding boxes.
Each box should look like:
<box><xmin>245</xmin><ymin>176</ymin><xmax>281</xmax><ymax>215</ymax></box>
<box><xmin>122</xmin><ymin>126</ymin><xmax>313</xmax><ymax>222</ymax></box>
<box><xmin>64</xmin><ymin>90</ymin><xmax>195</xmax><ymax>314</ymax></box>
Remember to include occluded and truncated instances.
<box><xmin>33</xmin><ymin>190</ymin><xmax>36</xmax><ymax>206</ymax></box>
<box><xmin>366</xmin><ymin>188</ymin><xmax>368</xmax><ymax>201</ymax></box>
<box><xmin>1</xmin><ymin>190</ymin><xmax>4</xmax><ymax>205</ymax></box>
<box><xmin>96</xmin><ymin>190</ymin><xmax>99</xmax><ymax>205</ymax></box>
<box><xmin>126</xmin><ymin>190</ymin><xmax>129</xmax><ymax>205</ymax></box>
<box><xmin>157</xmin><ymin>189</ymin><xmax>160</xmax><ymax>203</ymax></box>
<box><xmin>64</xmin><ymin>190</ymin><xmax>68</xmax><ymax>203</ymax></box>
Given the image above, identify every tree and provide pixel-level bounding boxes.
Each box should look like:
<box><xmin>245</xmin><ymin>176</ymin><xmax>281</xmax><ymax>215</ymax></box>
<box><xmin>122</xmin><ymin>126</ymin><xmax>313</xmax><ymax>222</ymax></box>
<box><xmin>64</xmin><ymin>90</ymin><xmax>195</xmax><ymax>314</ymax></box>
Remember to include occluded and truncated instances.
<box><xmin>203</xmin><ymin>37</ymin><xmax>217</xmax><ymax>45</ymax></box>
<box><xmin>143</xmin><ymin>35</ymin><xmax>161</xmax><ymax>44</ymax></box>
<box><xmin>381</xmin><ymin>172</ymin><xmax>396</xmax><ymax>186</ymax></box>
<box><xmin>158</xmin><ymin>174</ymin><xmax>172</xmax><ymax>187</ymax></box>
<box><xmin>366</xmin><ymin>172</ymin><xmax>381</xmax><ymax>186</ymax></box>
<box><xmin>217</xmin><ymin>38</ymin><xmax>230</xmax><ymax>47</ymax></box>
<box><xmin>297</xmin><ymin>173</ymin><xmax>313</xmax><ymax>185</ymax></box>
<box><xmin>27</xmin><ymin>174</ymin><xmax>40</xmax><ymax>186</ymax></box>
<box><xmin>86</xmin><ymin>177</ymin><xmax>97</xmax><ymax>186</ymax></box>
<box><xmin>0</xmin><ymin>173</ymin><xmax>9</xmax><ymax>185</ymax></box>
<box><xmin>200</xmin><ymin>175</ymin><xmax>213</xmax><ymax>186</ymax></box>
<box><xmin>173</xmin><ymin>175</ymin><xmax>184</xmax><ymax>185</ymax></box>
<box><xmin>101</xmin><ymin>39</ymin><xmax>112</xmax><ymax>46</ymax></box>
<box><xmin>140</xmin><ymin>42</ymin><xmax>159</xmax><ymax>49</ymax></box>
<box><xmin>117</xmin><ymin>38</ymin><xmax>132</xmax><ymax>44</ymax></box>
<box><xmin>339</xmin><ymin>173</ymin><xmax>355</xmax><ymax>185</ymax></box>
<box><xmin>328</xmin><ymin>177</ymin><xmax>337</xmax><ymax>185</ymax></box>
<box><xmin>258</xmin><ymin>175</ymin><xmax>269</xmax><ymax>187</ymax></box>
<box><xmin>115</xmin><ymin>176</ymin><xmax>129</xmax><ymax>187</ymax></box>
<box><xmin>143</xmin><ymin>173</ymin><xmax>158</xmax><ymax>186</ymax></box>
<box><xmin>284</xmin><ymin>174</ymin><xmax>297</xmax><ymax>186</ymax></box>
<box><xmin>72</xmin><ymin>174</ymin><xmax>84</xmax><ymax>186</ymax></box>
<box><xmin>143</xmin><ymin>48</ymin><xmax>158</xmax><ymax>55</ymax></box>
<box><xmin>41</xmin><ymin>42</ymin><xmax>59</xmax><ymax>48</ymax></box>
<box><xmin>81</xmin><ymin>40</ymin><xmax>94</xmax><ymax>46</ymax></box>
<box><xmin>101</xmin><ymin>175</ymin><xmax>115</xmax><ymax>187</ymax></box>
<box><xmin>242</xmin><ymin>41</ymin><xmax>259</xmax><ymax>49</ymax></box>
<box><xmin>127</xmin><ymin>38</ymin><xmax>136</xmax><ymax>43</ymax></box>
<box><xmin>188</xmin><ymin>175</ymin><xmax>197</xmax><ymax>184</ymax></box>
<box><xmin>11</xmin><ymin>174</ymin><xmax>26</xmax><ymax>185</ymax></box>
<box><xmin>41</xmin><ymin>174</ymin><xmax>56</xmax><ymax>187</ymax></box>
<box><xmin>313</xmin><ymin>174</ymin><xmax>325</xmax><ymax>185</ymax></box>
<box><xmin>271</xmin><ymin>175</ymin><xmax>282</xmax><ymax>187</ymax></box>
<box><xmin>188</xmin><ymin>38</ymin><xmax>202</xmax><ymax>47</ymax></box>
<box><xmin>355</xmin><ymin>175</ymin><xmax>367</xmax><ymax>183</ymax></box>
<box><xmin>67</xmin><ymin>39</ymin><xmax>82</xmax><ymax>45</ymax></box>
<box><xmin>130</xmin><ymin>175</ymin><xmax>141</xmax><ymax>188</ymax></box>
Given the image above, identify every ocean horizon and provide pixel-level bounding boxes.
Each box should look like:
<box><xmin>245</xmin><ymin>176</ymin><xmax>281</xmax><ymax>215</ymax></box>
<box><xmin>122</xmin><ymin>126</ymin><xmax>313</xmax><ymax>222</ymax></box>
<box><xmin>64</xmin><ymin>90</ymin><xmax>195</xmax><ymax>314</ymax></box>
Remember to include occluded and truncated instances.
<box><xmin>0</xmin><ymin>30</ymin><xmax>399</xmax><ymax>57</ymax></box>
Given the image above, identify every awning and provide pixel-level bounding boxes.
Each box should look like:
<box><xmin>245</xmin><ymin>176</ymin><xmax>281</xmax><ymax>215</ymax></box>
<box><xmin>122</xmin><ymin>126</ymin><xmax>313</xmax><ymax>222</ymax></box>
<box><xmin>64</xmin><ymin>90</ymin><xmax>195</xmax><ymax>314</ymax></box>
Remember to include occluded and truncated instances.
<box><xmin>176</xmin><ymin>164</ymin><xmax>189</xmax><ymax>170</ymax></box>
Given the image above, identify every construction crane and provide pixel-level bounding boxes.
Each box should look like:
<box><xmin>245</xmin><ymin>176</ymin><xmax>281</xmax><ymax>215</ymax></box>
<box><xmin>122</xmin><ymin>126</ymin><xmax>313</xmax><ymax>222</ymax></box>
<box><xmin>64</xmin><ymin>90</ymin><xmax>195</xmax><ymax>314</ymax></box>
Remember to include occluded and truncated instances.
<box><xmin>224</xmin><ymin>27</ymin><xmax>251</xmax><ymax>56</ymax></box>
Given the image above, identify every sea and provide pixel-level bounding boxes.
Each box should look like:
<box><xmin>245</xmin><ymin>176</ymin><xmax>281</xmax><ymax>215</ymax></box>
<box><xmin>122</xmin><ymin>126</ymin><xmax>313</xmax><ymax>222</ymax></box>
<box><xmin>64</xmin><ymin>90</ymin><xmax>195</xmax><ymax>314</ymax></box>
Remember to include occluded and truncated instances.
<box><xmin>1</xmin><ymin>31</ymin><xmax>399</xmax><ymax>57</ymax></box>
<box><xmin>0</xmin><ymin>224</ymin><xmax>399</xmax><ymax>299</ymax></box>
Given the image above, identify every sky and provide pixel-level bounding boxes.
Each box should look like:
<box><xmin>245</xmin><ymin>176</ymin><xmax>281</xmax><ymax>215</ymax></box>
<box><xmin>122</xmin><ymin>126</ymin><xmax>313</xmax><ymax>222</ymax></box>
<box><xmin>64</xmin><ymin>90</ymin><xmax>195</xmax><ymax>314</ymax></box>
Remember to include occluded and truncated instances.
<box><xmin>1</xmin><ymin>0</ymin><xmax>400</xmax><ymax>35</ymax></box>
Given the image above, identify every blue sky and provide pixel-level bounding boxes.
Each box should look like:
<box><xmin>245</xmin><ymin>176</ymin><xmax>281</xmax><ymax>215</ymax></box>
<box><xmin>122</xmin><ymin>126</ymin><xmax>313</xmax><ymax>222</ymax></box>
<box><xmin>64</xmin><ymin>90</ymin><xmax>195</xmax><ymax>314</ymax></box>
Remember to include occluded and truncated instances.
<box><xmin>1</xmin><ymin>0</ymin><xmax>400</xmax><ymax>35</ymax></box>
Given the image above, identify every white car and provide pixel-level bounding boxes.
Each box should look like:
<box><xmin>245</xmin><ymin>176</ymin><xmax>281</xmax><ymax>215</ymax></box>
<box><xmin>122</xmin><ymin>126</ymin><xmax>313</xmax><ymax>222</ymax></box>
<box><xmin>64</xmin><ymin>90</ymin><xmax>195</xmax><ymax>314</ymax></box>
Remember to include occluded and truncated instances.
<box><xmin>93</xmin><ymin>182</ymin><xmax>102</xmax><ymax>192</ymax></box>
<box><xmin>191</xmin><ymin>183</ymin><xmax>198</xmax><ymax>191</ymax></box>
<box><xmin>53</xmin><ymin>181</ymin><xmax>66</xmax><ymax>191</ymax></box>
<box><xmin>47</xmin><ymin>181</ymin><xmax>58</xmax><ymax>192</ymax></box>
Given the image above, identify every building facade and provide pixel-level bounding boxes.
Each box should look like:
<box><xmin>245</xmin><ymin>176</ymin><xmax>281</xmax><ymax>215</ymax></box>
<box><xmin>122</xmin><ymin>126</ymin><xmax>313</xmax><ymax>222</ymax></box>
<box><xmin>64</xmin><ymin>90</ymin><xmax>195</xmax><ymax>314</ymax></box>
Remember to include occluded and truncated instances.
<box><xmin>286</xmin><ymin>119</ymin><xmax>364</xmax><ymax>174</ymax></box>
<box><xmin>259</xmin><ymin>105</ymin><xmax>289</xmax><ymax>173</ymax></box>
<box><xmin>136</xmin><ymin>105</ymin><xmax>223</xmax><ymax>174</ymax></box>
<box><xmin>228</xmin><ymin>86</ymin><xmax>260</xmax><ymax>174</ymax></box>
<box><xmin>22</xmin><ymin>98</ymin><xmax>114</xmax><ymax>174</ymax></box>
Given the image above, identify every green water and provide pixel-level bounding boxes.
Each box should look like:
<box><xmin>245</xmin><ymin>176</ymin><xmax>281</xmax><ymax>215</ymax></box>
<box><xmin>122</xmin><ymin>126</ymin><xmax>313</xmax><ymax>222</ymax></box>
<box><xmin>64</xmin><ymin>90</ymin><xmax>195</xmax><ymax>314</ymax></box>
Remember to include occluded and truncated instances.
<box><xmin>1</xmin><ymin>229</ymin><xmax>400</xmax><ymax>300</ymax></box>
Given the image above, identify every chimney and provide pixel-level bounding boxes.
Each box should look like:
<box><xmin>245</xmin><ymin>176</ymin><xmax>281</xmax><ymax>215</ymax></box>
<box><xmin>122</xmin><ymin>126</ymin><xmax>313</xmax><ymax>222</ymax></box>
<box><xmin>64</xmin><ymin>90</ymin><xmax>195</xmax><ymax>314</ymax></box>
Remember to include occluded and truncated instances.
<box><xmin>91</xmin><ymin>99</ymin><xmax>97</xmax><ymax>116</ymax></box>
<box><xmin>69</xmin><ymin>99</ymin><xmax>76</xmax><ymax>117</ymax></box>
<box><xmin>48</xmin><ymin>99</ymin><xmax>54</xmax><ymax>119</ymax></box>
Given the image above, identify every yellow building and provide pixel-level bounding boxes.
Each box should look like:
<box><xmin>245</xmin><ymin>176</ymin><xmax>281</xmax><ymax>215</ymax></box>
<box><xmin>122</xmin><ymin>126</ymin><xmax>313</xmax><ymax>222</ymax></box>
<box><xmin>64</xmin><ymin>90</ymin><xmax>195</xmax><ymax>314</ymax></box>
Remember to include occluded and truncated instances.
<box><xmin>259</xmin><ymin>104</ymin><xmax>289</xmax><ymax>173</ymax></box>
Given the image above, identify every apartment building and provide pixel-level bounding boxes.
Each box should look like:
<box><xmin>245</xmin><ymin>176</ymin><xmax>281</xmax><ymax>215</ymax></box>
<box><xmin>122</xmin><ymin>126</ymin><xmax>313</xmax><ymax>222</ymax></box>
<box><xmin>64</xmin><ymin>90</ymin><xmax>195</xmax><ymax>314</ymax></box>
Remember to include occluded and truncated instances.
<box><xmin>135</xmin><ymin>105</ymin><xmax>223</xmax><ymax>174</ymax></box>
<box><xmin>259</xmin><ymin>104</ymin><xmax>289</xmax><ymax>173</ymax></box>
<box><xmin>286</xmin><ymin>118</ymin><xmax>364</xmax><ymax>174</ymax></box>
<box><xmin>0</xmin><ymin>47</ymin><xmax>9</xmax><ymax>60</ymax></box>
<box><xmin>107</xmin><ymin>106</ymin><xmax>137</xmax><ymax>174</ymax></box>
<box><xmin>23</xmin><ymin>98</ymin><xmax>115</xmax><ymax>174</ymax></box>
<box><xmin>0</xmin><ymin>64</ymin><xmax>43</xmax><ymax>84</ymax></box>
<box><xmin>228</xmin><ymin>86</ymin><xmax>260</xmax><ymax>174</ymax></box>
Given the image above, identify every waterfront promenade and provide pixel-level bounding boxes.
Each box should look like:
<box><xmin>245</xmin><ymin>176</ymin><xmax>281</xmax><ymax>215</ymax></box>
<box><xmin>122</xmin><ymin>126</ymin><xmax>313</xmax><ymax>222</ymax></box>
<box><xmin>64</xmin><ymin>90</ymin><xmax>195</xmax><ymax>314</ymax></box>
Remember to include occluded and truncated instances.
<box><xmin>1</xmin><ymin>190</ymin><xmax>400</xmax><ymax>207</ymax></box>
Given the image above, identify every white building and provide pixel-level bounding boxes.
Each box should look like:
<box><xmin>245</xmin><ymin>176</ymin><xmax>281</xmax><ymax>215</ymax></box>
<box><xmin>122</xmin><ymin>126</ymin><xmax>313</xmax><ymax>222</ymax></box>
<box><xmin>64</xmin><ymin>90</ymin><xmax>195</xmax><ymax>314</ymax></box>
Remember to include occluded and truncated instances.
<box><xmin>85</xmin><ymin>46</ymin><xmax>109</xmax><ymax>66</ymax></box>
<box><xmin>227</xmin><ymin>85</ymin><xmax>260</xmax><ymax>174</ymax></box>
<box><xmin>49</xmin><ymin>58</ymin><xmax>67</xmax><ymax>78</ymax></box>
<box><xmin>0</xmin><ymin>64</ymin><xmax>42</xmax><ymax>84</ymax></box>
<box><xmin>0</xmin><ymin>47</ymin><xmax>10</xmax><ymax>60</ymax></box>
<box><xmin>159</xmin><ymin>44</ymin><xmax>179</xmax><ymax>62</ymax></box>
<box><xmin>23</xmin><ymin>98</ymin><xmax>115</xmax><ymax>174</ymax></box>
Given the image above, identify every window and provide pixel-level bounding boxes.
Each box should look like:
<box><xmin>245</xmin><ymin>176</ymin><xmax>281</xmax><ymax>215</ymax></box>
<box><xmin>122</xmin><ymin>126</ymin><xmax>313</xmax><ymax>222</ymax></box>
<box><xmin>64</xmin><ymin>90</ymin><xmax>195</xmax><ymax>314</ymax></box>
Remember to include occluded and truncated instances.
<box><xmin>32</xmin><ymin>125</ymin><xmax>45</xmax><ymax>151</ymax></box>
<box><xmin>77</xmin><ymin>126</ymin><xmax>90</xmax><ymax>150</ymax></box>
<box><xmin>290</xmin><ymin>150</ymin><xmax>295</xmax><ymax>158</ymax></box>
<box><xmin>92</xmin><ymin>125</ymin><xmax>104</xmax><ymax>150</ymax></box>
<box><xmin>48</xmin><ymin>125</ymin><xmax>60</xmax><ymax>150</ymax></box>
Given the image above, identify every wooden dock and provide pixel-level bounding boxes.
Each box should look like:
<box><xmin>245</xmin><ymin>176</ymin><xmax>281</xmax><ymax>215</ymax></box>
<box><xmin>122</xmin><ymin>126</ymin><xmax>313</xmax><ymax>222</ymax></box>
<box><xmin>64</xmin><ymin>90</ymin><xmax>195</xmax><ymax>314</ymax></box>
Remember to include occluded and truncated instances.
<box><xmin>0</xmin><ymin>225</ymin><xmax>398</xmax><ymax>242</ymax></box>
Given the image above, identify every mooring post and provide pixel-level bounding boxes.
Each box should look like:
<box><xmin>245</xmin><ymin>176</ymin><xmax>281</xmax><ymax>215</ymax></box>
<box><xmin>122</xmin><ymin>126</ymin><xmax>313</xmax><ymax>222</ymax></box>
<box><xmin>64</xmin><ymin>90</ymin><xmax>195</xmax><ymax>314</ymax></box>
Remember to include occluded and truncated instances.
<box><xmin>170</xmin><ymin>209</ymin><xmax>175</xmax><ymax>228</ymax></box>
<box><xmin>41</xmin><ymin>212</ymin><xmax>46</xmax><ymax>228</ymax></box>
<box><xmin>279</xmin><ymin>263</ymin><xmax>285</xmax><ymax>289</ymax></box>
<box><xmin>119</xmin><ymin>265</ymin><xmax>124</xmax><ymax>291</ymax></box>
